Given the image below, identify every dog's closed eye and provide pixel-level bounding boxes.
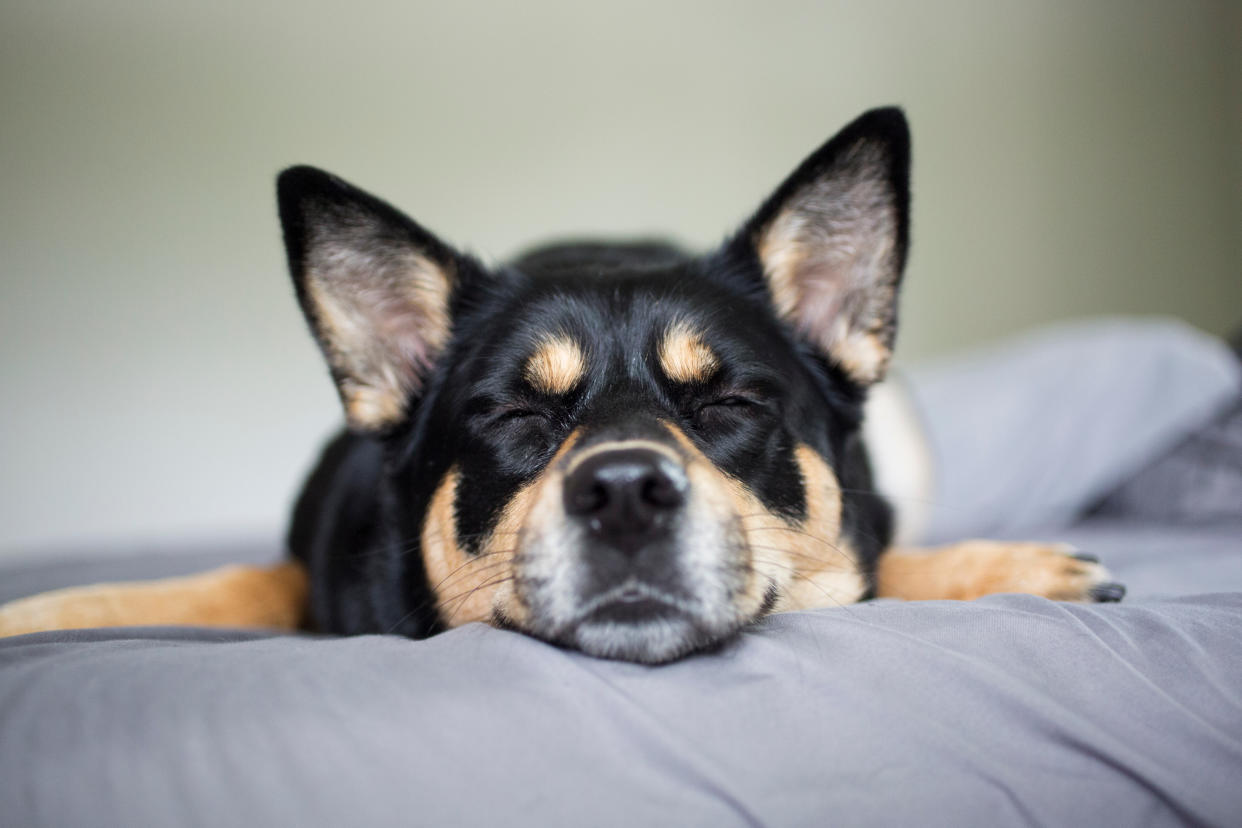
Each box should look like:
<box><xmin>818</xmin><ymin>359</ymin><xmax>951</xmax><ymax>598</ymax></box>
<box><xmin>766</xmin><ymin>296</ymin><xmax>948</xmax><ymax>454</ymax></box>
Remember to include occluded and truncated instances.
<box><xmin>694</xmin><ymin>394</ymin><xmax>768</xmax><ymax>425</ymax></box>
<box><xmin>703</xmin><ymin>395</ymin><xmax>756</xmax><ymax>409</ymax></box>
<box><xmin>465</xmin><ymin>401</ymin><xmax>557</xmax><ymax>447</ymax></box>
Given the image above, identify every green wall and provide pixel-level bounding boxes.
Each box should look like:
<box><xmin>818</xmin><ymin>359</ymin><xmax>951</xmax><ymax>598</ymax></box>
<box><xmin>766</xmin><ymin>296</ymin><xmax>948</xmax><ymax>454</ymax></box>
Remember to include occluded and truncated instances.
<box><xmin>1</xmin><ymin>1</ymin><xmax>1238</xmax><ymax>549</ymax></box>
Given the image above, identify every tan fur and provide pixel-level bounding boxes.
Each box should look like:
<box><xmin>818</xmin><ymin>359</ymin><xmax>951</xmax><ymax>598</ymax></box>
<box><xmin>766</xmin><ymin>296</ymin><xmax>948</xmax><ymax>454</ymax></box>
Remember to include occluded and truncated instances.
<box><xmin>776</xmin><ymin>446</ymin><xmax>866</xmax><ymax>609</ymax></box>
<box><xmin>875</xmin><ymin>541</ymin><xmax>1110</xmax><ymax>602</ymax></box>
<box><xmin>484</xmin><ymin>484</ymin><xmax>541</xmax><ymax>627</ymax></box>
<box><xmin>725</xmin><ymin>443</ymin><xmax>865</xmax><ymax>612</ymax></box>
<box><xmin>0</xmin><ymin>562</ymin><xmax>308</xmax><ymax>637</ymax></box>
<box><xmin>426</xmin><ymin>430</ymin><xmax>586</xmax><ymax>628</ymax></box>
<box><xmin>564</xmin><ymin>439</ymin><xmax>681</xmax><ymax>477</ymax></box>
<box><xmin>421</xmin><ymin>467</ymin><xmax>531</xmax><ymax>627</ymax></box>
<box><xmin>306</xmin><ymin>250</ymin><xmax>453</xmax><ymax>430</ymax></box>
<box><xmin>658</xmin><ymin>322</ymin><xmax>719</xmax><ymax>384</ymax></box>
<box><xmin>661</xmin><ymin>424</ymin><xmax>865</xmax><ymax>613</ymax></box>
<box><xmin>756</xmin><ymin>217</ymin><xmax>809</xmax><ymax>323</ymax></box>
<box><xmin>489</xmin><ymin>428</ymin><xmax>585</xmax><ymax>626</ymax></box>
<box><xmin>421</xmin><ymin>469</ymin><xmax>486</xmax><ymax>625</ymax></box>
<box><xmin>830</xmin><ymin>330</ymin><xmax>891</xmax><ymax>387</ymax></box>
<box><xmin>524</xmin><ymin>335</ymin><xmax>587</xmax><ymax>395</ymax></box>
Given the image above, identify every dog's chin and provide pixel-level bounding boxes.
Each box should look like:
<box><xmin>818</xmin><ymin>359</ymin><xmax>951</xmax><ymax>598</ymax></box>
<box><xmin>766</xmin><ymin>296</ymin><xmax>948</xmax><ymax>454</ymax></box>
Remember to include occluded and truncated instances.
<box><xmin>510</xmin><ymin>577</ymin><xmax>757</xmax><ymax>663</ymax></box>
<box><xmin>564</xmin><ymin>615</ymin><xmax>725</xmax><ymax>664</ymax></box>
<box><xmin>539</xmin><ymin>595</ymin><xmax>747</xmax><ymax>664</ymax></box>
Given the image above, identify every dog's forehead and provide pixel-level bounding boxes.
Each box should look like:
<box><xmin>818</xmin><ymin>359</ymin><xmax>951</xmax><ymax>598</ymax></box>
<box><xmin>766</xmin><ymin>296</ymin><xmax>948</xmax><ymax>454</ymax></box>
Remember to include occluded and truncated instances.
<box><xmin>481</xmin><ymin>270</ymin><xmax>750</xmax><ymax>379</ymax></box>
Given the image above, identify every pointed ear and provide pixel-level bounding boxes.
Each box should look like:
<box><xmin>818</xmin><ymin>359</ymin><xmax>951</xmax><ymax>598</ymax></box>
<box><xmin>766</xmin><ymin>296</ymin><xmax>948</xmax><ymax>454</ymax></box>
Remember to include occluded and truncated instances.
<box><xmin>278</xmin><ymin>166</ymin><xmax>461</xmax><ymax>431</ymax></box>
<box><xmin>737</xmin><ymin>107</ymin><xmax>910</xmax><ymax>385</ymax></box>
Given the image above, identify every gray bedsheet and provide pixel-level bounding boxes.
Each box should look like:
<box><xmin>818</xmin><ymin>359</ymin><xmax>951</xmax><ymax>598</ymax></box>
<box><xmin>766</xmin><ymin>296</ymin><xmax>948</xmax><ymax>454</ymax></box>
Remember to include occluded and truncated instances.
<box><xmin>3</xmin><ymin>319</ymin><xmax>1241</xmax><ymax>826</ymax></box>
<box><xmin>2</xmin><ymin>519</ymin><xmax>1241</xmax><ymax>827</ymax></box>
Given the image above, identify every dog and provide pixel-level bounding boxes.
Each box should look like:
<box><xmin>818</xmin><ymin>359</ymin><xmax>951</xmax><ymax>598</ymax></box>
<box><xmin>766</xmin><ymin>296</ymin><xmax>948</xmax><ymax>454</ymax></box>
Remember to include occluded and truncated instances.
<box><xmin>0</xmin><ymin>108</ymin><xmax>1123</xmax><ymax>662</ymax></box>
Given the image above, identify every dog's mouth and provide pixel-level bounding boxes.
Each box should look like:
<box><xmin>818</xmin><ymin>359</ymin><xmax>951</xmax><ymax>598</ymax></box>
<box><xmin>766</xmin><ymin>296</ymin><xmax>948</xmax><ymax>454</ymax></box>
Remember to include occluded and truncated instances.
<box><xmin>493</xmin><ymin>578</ymin><xmax>733</xmax><ymax>664</ymax></box>
<box><xmin>554</xmin><ymin>586</ymin><xmax>733</xmax><ymax>665</ymax></box>
<box><xmin>574</xmin><ymin>579</ymin><xmax>685</xmax><ymax>626</ymax></box>
<box><xmin>514</xmin><ymin>561</ymin><xmax>756</xmax><ymax>664</ymax></box>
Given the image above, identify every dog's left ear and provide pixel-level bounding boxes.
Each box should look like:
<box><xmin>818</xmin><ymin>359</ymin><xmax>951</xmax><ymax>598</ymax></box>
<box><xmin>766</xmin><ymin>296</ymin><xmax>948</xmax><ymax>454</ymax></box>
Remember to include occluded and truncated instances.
<box><xmin>278</xmin><ymin>166</ymin><xmax>467</xmax><ymax>432</ymax></box>
<box><xmin>734</xmin><ymin>107</ymin><xmax>910</xmax><ymax>385</ymax></box>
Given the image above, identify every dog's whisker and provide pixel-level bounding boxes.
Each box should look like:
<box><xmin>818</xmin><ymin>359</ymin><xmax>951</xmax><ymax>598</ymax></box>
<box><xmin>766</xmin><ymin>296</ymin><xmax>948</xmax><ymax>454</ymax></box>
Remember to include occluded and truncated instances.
<box><xmin>748</xmin><ymin>556</ymin><xmax>860</xmax><ymax>617</ymax></box>
<box><xmin>438</xmin><ymin>573</ymin><xmax>514</xmax><ymax>611</ymax></box>
<box><xmin>741</xmin><ymin>523</ymin><xmax>844</xmax><ymax>545</ymax></box>
<box><xmin>426</xmin><ymin>549</ymin><xmax>514</xmax><ymax>587</ymax></box>
<box><xmin>383</xmin><ymin>604</ymin><xmax>428</xmax><ymax>636</ymax></box>
<box><xmin>357</xmin><ymin>529</ymin><xmax>524</xmax><ymax>566</ymax></box>
<box><xmin>390</xmin><ymin>571</ymin><xmax>515</xmax><ymax>636</ymax></box>
<box><xmin>441</xmin><ymin>574</ymin><xmax>516</xmax><ymax>627</ymax></box>
<box><xmin>745</xmin><ymin>545</ymin><xmax>856</xmax><ymax>572</ymax></box>
<box><xmin>737</xmin><ymin>518</ymin><xmax>894</xmax><ymax>559</ymax></box>
<box><xmin>382</xmin><ymin>552</ymin><xmax>517</xmax><ymax>634</ymax></box>
<box><xmin>383</xmin><ymin>528</ymin><xmax>520</xmax><ymax>559</ymax></box>
<box><xmin>432</xmin><ymin>555</ymin><xmax>515</xmax><ymax>596</ymax></box>
<box><xmin>740</xmin><ymin>528</ymin><xmax>859</xmax><ymax>561</ymax></box>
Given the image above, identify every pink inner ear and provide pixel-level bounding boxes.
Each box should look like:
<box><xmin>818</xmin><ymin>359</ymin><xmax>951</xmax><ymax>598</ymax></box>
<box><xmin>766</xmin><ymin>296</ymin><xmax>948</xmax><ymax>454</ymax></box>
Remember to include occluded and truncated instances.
<box><xmin>308</xmin><ymin>247</ymin><xmax>454</xmax><ymax>429</ymax></box>
<box><xmin>367</xmin><ymin>276</ymin><xmax>448</xmax><ymax>387</ymax></box>
<box><xmin>759</xmin><ymin>147</ymin><xmax>901</xmax><ymax>384</ymax></box>
<box><xmin>797</xmin><ymin>273</ymin><xmax>851</xmax><ymax>341</ymax></box>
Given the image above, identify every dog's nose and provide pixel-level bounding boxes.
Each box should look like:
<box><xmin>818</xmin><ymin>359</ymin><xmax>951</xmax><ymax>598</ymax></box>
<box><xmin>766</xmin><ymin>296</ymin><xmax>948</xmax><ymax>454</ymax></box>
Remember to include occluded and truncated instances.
<box><xmin>563</xmin><ymin>448</ymin><xmax>687</xmax><ymax>550</ymax></box>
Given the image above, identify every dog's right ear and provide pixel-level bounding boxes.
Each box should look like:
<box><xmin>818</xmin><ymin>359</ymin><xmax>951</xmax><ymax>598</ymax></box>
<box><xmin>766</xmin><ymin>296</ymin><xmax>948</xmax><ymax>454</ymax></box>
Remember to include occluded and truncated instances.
<box><xmin>731</xmin><ymin>108</ymin><xmax>910</xmax><ymax>386</ymax></box>
<box><xmin>278</xmin><ymin>166</ymin><xmax>462</xmax><ymax>432</ymax></box>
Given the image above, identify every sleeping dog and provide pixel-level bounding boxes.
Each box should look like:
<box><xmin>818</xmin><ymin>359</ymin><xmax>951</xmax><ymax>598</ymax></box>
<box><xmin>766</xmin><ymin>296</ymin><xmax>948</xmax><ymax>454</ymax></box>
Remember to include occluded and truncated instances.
<box><xmin>0</xmin><ymin>108</ymin><xmax>1123</xmax><ymax>662</ymax></box>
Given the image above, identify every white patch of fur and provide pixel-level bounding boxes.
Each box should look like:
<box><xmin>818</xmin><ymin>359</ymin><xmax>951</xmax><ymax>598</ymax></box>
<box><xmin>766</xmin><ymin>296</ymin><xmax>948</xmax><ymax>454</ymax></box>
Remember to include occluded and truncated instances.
<box><xmin>511</xmin><ymin>465</ymin><xmax>586</xmax><ymax>631</ymax></box>
<box><xmin>863</xmin><ymin>374</ymin><xmax>935</xmax><ymax>546</ymax></box>
<box><xmin>676</xmin><ymin>460</ymin><xmax>753</xmax><ymax>630</ymax></box>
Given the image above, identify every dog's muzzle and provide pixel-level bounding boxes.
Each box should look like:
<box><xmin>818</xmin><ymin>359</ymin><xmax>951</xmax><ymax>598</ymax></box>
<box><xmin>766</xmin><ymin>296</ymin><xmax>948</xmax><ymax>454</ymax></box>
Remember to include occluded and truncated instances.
<box><xmin>561</xmin><ymin>447</ymin><xmax>691</xmax><ymax>629</ymax></box>
<box><xmin>512</xmin><ymin>436</ymin><xmax>750</xmax><ymax>663</ymax></box>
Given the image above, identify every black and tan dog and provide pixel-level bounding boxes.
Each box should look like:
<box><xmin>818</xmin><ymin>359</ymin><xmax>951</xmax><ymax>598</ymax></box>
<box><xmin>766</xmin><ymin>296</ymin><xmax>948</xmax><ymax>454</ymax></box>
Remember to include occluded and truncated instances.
<box><xmin>0</xmin><ymin>108</ymin><xmax>1123</xmax><ymax>662</ymax></box>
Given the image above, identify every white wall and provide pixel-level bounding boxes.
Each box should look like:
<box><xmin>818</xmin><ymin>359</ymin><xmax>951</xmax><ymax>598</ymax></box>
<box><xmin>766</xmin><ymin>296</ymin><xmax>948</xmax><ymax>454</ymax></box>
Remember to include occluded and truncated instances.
<box><xmin>1</xmin><ymin>0</ymin><xmax>1238</xmax><ymax>552</ymax></box>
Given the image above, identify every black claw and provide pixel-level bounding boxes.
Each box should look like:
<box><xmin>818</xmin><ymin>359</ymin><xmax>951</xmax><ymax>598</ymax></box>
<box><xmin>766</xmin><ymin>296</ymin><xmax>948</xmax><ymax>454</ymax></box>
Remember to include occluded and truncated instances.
<box><xmin>1070</xmin><ymin>551</ymin><xmax>1100</xmax><ymax>563</ymax></box>
<box><xmin>1089</xmin><ymin>582</ymin><xmax>1126</xmax><ymax>603</ymax></box>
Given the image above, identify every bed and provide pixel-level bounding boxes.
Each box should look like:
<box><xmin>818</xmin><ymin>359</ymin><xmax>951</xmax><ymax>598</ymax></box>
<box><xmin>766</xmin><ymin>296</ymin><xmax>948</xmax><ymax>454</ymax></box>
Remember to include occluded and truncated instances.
<box><xmin>2</xmin><ymin>318</ymin><xmax>1240</xmax><ymax>826</ymax></box>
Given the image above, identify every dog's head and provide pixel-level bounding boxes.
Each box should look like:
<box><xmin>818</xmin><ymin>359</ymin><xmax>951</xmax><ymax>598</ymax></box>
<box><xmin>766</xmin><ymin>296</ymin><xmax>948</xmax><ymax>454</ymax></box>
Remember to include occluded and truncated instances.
<box><xmin>279</xmin><ymin>108</ymin><xmax>909</xmax><ymax>662</ymax></box>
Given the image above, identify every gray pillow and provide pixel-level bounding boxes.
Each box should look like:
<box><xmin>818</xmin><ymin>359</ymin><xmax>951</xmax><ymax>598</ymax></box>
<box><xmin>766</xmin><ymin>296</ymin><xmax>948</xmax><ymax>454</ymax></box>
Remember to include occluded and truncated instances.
<box><xmin>1093</xmin><ymin>396</ymin><xmax>1242</xmax><ymax>522</ymax></box>
<box><xmin>906</xmin><ymin>318</ymin><xmax>1242</xmax><ymax>542</ymax></box>
<box><xmin>1092</xmin><ymin>326</ymin><xmax>1242</xmax><ymax>522</ymax></box>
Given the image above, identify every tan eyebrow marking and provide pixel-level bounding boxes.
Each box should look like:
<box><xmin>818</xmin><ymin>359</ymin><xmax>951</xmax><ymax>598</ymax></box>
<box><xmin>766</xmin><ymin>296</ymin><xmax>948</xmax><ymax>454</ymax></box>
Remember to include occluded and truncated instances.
<box><xmin>524</xmin><ymin>334</ymin><xmax>587</xmax><ymax>394</ymax></box>
<box><xmin>658</xmin><ymin>321</ymin><xmax>719</xmax><ymax>384</ymax></box>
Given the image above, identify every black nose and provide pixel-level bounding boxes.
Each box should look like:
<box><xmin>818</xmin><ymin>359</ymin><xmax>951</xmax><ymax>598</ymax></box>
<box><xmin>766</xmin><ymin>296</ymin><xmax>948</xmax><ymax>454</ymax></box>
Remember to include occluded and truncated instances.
<box><xmin>563</xmin><ymin>448</ymin><xmax>688</xmax><ymax>550</ymax></box>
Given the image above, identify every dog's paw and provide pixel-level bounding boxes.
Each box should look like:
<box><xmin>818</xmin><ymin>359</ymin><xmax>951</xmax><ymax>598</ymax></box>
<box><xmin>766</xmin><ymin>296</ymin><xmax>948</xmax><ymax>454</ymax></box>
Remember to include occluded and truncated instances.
<box><xmin>950</xmin><ymin>540</ymin><xmax>1124</xmax><ymax>603</ymax></box>
<box><xmin>876</xmin><ymin>540</ymin><xmax>1125</xmax><ymax>603</ymax></box>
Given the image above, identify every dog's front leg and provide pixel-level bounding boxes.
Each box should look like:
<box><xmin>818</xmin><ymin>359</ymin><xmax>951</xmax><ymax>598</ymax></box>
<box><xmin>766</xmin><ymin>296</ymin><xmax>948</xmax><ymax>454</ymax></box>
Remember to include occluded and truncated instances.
<box><xmin>0</xmin><ymin>562</ymin><xmax>308</xmax><ymax>638</ymax></box>
<box><xmin>874</xmin><ymin>541</ymin><xmax>1125</xmax><ymax>603</ymax></box>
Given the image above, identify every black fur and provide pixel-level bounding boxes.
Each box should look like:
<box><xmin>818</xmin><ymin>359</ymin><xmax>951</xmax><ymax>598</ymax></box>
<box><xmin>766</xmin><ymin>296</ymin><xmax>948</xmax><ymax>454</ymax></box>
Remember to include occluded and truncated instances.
<box><xmin>283</xmin><ymin>108</ymin><xmax>910</xmax><ymax>655</ymax></box>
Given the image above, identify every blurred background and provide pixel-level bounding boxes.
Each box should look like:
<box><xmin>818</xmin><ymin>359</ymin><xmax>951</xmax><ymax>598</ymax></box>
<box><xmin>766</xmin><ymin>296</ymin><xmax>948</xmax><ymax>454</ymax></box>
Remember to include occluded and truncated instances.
<box><xmin>1</xmin><ymin>0</ymin><xmax>1239</xmax><ymax>554</ymax></box>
